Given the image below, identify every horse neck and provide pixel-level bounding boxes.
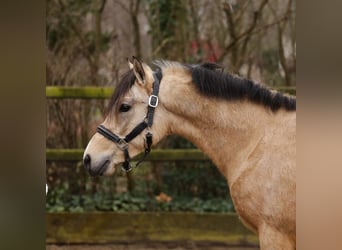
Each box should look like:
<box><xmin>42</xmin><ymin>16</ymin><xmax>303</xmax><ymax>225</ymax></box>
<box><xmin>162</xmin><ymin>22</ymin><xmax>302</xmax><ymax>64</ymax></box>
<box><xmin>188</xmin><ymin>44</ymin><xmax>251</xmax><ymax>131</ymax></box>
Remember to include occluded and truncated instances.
<box><xmin>159</xmin><ymin>72</ymin><xmax>291</xmax><ymax>182</ymax></box>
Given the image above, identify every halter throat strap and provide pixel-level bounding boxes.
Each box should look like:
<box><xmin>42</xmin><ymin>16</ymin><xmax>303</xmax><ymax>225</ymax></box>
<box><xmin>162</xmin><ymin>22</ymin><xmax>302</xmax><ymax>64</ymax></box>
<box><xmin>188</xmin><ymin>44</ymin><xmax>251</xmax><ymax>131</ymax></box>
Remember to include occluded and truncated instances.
<box><xmin>96</xmin><ymin>70</ymin><xmax>162</xmax><ymax>172</ymax></box>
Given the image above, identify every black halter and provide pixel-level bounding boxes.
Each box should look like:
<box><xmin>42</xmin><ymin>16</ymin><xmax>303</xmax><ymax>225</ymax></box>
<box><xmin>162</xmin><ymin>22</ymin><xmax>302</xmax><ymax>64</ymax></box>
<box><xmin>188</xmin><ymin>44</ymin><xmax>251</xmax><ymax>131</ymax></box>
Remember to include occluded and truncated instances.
<box><xmin>96</xmin><ymin>70</ymin><xmax>162</xmax><ymax>172</ymax></box>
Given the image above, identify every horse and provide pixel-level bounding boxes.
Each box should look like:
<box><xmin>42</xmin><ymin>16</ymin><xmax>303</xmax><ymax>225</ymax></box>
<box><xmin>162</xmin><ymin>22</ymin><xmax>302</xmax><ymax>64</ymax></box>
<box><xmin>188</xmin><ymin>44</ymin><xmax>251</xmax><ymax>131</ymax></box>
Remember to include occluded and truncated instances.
<box><xmin>83</xmin><ymin>57</ymin><xmax>296</xmax><ymax>249</ymax></box>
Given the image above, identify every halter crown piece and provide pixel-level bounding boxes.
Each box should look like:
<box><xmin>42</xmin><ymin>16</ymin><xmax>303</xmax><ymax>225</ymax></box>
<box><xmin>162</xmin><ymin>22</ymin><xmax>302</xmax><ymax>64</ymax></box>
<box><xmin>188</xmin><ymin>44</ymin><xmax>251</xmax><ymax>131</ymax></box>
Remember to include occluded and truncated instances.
<box><xmin>96</xmin><ymin>69</ymin><xmax>162</xmax><ymax>172</ymax></box>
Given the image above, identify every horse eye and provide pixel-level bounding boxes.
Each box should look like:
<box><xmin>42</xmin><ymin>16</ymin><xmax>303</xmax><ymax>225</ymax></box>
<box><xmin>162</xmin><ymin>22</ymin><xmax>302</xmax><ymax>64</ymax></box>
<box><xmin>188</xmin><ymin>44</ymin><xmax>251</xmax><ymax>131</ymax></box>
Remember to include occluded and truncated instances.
<box><xmin>119</xmin><ymin>104</ymin><xmax>131</xmax><ymax>112</ymax></box>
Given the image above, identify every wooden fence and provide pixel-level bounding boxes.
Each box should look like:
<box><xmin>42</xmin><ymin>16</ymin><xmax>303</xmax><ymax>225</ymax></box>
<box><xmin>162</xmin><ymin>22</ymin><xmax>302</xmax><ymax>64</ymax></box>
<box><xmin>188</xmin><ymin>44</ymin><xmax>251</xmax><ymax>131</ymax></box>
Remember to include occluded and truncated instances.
<box><xmin>46</xmin><ymin>86</ymin><xmax>296</xmax><ymax>99</ymax></box>
<box><xmin>46</xmin><ymin>212</ymin><xmax>258</xmax><ymax>245</ymax></box>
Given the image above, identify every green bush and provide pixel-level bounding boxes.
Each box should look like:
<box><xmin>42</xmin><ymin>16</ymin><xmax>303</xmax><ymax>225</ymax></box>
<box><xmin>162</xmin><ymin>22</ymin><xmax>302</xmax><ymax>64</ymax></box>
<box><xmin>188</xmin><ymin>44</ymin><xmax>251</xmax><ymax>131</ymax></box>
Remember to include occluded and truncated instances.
<box><xmin>46</xmin><ymin>161</ymin><xmax>234</xmax><ymax>213</ymax></box>
<box><xmin>46</xmin><ymin>189</ymin><xmax>234</xmax><ymax>213</ymax></box>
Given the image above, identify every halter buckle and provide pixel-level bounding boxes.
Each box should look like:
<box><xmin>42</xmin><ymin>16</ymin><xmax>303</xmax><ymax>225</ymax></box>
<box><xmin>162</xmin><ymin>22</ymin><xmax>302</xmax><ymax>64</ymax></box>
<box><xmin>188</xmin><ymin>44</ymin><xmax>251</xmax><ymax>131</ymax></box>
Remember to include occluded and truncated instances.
<box><xmin>117</xmin><ymin>138</ymin><xmax>128</xmax><ymax>150</ymax></box>
<box><xmin>148</xmin><ymin>95</ymin><xmax>159</xmax><ymax>108</ymax></box>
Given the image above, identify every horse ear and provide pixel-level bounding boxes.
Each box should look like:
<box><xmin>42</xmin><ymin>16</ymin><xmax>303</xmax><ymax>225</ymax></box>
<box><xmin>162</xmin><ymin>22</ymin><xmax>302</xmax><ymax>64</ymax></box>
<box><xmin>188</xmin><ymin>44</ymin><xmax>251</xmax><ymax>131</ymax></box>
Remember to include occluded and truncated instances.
<box><xmin>127</xmin><ymin>57</ymin><xmax>134</xmax><ymax>70</ymax></box>
<box><xmin>132</xmin><ymin>56</ymin><xmax>145</xmax><ymax>85</ymax></box>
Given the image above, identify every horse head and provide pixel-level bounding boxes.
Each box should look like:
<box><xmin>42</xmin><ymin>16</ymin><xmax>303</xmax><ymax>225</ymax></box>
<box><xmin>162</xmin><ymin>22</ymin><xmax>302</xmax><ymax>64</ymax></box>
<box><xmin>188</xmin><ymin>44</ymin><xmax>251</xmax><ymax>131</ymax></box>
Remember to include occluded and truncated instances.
<box><xmin>83</xmin><ymin>57</ymin><xmax>167</xmax><ymax>176</ymax></box>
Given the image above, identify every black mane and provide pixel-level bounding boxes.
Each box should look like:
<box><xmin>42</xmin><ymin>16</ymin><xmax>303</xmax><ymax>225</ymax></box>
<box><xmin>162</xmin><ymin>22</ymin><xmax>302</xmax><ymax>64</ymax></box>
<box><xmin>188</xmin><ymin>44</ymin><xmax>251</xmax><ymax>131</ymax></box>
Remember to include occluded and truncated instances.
<box><xmin>108</xmin><ymin>61</ymin><xmax>296</xmax><ymax>115</ymax></box>
<box><xmin>190</xmin><ymin>63</ymin><xmax>296</xmax><ymax>112</ymax></box>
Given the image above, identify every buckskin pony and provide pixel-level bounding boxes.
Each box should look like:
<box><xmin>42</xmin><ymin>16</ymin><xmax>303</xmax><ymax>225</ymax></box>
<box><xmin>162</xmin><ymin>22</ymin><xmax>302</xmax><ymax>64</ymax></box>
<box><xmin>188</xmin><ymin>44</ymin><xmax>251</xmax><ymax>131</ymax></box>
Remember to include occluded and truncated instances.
<box><xmin>83</xmin><ymin>57</ymin><xmax>296</xmax><ymax>249</ymax></box>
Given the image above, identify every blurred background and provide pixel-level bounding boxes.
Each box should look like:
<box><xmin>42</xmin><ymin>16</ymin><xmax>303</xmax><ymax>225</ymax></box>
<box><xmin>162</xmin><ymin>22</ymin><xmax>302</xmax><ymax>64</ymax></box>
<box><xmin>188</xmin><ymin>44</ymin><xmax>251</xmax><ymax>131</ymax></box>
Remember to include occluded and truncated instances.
<box><xmin>46</xmin><ymin>0</ymin><xmax>295</xmax><ymax>224</ymax></box>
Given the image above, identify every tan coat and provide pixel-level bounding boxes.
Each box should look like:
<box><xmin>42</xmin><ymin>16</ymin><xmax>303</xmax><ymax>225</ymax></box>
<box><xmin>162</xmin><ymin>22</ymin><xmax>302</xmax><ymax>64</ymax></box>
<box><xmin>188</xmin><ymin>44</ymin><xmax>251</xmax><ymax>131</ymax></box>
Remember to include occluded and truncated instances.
<box><xmin>84</xmin><ymin>59</ymin><xmax>296</xmax><ymax>249</ymax></box>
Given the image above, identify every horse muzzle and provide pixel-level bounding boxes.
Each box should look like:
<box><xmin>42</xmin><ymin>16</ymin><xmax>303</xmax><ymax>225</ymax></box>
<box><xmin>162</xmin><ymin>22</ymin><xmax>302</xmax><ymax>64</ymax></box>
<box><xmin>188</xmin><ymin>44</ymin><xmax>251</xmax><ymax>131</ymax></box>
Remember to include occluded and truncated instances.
<box><xmin>83</xmin><ymin>153</ymin><xmax>112</xmax><ymax>177</ymax></box>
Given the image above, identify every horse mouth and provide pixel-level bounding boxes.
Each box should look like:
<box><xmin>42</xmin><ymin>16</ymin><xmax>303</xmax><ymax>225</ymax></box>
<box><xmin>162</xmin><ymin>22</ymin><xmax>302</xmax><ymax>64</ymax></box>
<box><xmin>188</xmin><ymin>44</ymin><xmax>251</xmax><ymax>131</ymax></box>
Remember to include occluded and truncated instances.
<box><xmin>89</xmin><ymin>160</ymin><xmax>110</xmax><ymax>177</ymax></box>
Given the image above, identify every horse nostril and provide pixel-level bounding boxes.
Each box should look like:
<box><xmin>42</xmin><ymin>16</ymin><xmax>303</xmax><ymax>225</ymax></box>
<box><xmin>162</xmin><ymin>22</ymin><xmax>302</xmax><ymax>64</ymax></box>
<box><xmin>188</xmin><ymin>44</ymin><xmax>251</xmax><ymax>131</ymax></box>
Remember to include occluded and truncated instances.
<box><xmin>83</xmin><ymin>154</ymin><xmax>91</xmax><ymax>169</ymax></box>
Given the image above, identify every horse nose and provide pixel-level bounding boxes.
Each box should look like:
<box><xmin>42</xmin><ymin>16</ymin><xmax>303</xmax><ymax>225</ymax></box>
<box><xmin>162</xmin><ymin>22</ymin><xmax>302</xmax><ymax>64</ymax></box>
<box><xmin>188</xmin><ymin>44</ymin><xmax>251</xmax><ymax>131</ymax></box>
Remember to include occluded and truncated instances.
<box><xmin>83</xmin><ymin>154</ymin><xmax>91</xmax><ymax>170</ymax></box>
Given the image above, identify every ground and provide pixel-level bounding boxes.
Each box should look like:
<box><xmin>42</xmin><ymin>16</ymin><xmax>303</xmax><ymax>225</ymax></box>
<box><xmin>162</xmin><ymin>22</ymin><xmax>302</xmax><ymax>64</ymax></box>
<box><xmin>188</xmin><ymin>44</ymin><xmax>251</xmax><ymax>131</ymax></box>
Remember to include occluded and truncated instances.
<box><xmin>47</xmin><ymin>242</ymin><xmax>259</xmax><ymax>250</ymax></box>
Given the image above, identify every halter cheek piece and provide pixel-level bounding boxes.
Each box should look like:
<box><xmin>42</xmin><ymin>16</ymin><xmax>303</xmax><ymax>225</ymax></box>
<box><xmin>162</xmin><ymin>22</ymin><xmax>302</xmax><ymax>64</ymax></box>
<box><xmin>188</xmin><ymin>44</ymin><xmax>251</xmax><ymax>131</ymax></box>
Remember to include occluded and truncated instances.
<box><xmin>96</xmin><ymin>70</ymin><xmax>162</xmax><ymax>172</ymax></box>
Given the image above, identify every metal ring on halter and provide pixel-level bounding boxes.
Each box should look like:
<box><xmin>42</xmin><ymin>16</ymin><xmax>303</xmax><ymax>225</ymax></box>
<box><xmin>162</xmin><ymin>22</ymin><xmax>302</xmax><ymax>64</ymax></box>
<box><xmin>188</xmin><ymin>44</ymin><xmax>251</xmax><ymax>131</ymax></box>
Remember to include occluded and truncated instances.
<box><xmin>117</xmin><ymin>138</ymin><xmax>128</xmax><ymax>150</ymax></box>
<box><xmin>148</xmin><ymin>95</ymin><xmax>159</xmax><ymax>108</ymax></box>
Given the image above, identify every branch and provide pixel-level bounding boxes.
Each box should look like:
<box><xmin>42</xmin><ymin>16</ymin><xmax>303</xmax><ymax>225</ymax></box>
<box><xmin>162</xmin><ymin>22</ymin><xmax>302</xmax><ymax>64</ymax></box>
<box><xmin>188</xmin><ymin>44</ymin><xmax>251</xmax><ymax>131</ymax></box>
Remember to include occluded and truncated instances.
<box><xmin>219</xmin><ymin>14</ymin><xmax>288</xmax><ymax>62</ymax></box>
<box><xmin>223</xmin><ymin>1</ymin><xmax>237</xmax><ymax>42</ymax></box>
<box><xmin>57</xmin><ymin>0</ymin><xmax>95</xmax><ymax>69</ymax></box>
<box><xmin>128</xmin><ymin>0</ymin><xmax>142</xmax><ymax>58</ymax></box>
<box><xmin>93</xmin><ymin>0</ymin><xmax>107</xmax><ymax>83</ymax></box>
<box><xmin>114</xmin><ymin>0</ymin><xmax>130</xmax><ymax>14</ymax></box>
<box><xmin>223</xmin><ymin>1</ymin><xmax>239</xmax><ymax>65</ymax></box>
<box><xmin>98</xmin><ymin>0</ymin><xmax>106</xmax><ymax>13</ymax></box>
<box><xmin>152</xmin><ymin>37</ymin><xmax>175</xmax><ymax>57</ymax></box>
<box><xmin>238</xmin><ymin>0</ymin><xmax>269</xmax><ymax>65</ymax></box>
<box><xmin>133</xmin><ymin>0</ymin><xmax>141</xmax><ymax>15</ymax></box>
<box><xmin>235</xmin><ymin>0</ymin><xmax>250</xmax><ymax>24</ymax></box>
<box><xmin>268</xmin><ymin>0</ymin><xmax>294</xmax><ymax>85</ymax></box>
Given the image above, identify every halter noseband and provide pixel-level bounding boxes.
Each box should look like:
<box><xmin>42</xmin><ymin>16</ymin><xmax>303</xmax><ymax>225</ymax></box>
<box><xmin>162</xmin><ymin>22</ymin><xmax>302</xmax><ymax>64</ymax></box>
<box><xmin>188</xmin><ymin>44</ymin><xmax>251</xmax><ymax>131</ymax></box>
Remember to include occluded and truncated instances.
<box><xmin>96</xmin><ymin>70</ymin><xmax>162</xmax><ymax>172</ymax></box>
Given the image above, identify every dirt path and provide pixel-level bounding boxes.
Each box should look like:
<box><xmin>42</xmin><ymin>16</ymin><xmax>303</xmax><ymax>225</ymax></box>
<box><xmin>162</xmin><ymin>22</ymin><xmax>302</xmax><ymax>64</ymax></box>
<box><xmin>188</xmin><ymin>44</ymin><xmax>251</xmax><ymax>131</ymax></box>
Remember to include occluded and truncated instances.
<box><xmin>47</xmin><ymin>242</ymin><xmax>259</xmax><ymax>250</ymax></box>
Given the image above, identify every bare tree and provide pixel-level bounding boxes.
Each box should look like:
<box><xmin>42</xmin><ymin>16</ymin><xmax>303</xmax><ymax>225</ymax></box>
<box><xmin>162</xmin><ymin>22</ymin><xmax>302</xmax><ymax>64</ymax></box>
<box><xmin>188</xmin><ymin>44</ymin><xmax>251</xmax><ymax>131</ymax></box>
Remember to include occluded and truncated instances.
<box><xmin>269</xmin><ymin>0</ymin><xmax>295</xmax><ymax>85</ymax></box>
<box><xmin>114</xmin><ymin>0</ymin><xmax>142</xmax><ymax>58</ymax></box>
<box><xmin>220</xmin><ymin>0</ymin><xmax>269</xmax><ymax>73</ymax></box>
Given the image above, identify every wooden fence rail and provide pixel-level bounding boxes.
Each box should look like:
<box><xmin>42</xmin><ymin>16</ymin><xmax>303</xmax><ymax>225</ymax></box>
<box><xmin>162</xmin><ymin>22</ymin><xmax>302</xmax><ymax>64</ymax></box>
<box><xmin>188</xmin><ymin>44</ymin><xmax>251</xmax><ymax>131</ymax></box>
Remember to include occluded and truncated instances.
<box><xmin>46</xmin><ymin>212</ymin><xmax>258</xmax><ymax>245</ymax></box>
<box><xmin>47</xmin><ymin>148</ymin><xmax>209</xmax><ymax>161</ymax></box>
<box><xmin>46</xmin><ymin>86</ymin><xmax>113</xmax><ymax>99</ymax></box>
<box><xmin>46</xmin><ymin>86</ymin><xmax>296</xmax><ymax>99</ymax></box>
